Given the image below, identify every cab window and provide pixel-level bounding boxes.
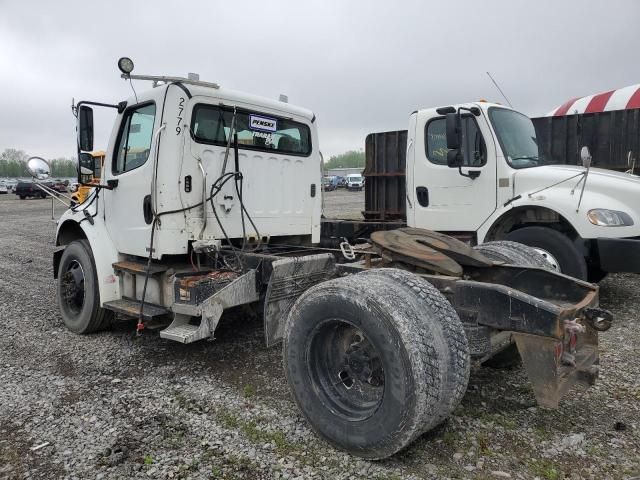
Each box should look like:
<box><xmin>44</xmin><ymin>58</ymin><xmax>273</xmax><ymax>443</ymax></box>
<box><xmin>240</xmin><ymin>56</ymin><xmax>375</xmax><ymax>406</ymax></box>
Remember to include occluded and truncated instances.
<box><xmin>113</xmin><ymin>103</ymin><xmax>156</xmax><ymax>174</ymax></box>
<box><xmin>425</xmin><ymin>116</ymin><xmax>486</xmax><ymax>167</ymax></box>
<box><xmin>191</xmin><ymin>104</ymin><xmax>312</xmax><ymax>156</ymax></box>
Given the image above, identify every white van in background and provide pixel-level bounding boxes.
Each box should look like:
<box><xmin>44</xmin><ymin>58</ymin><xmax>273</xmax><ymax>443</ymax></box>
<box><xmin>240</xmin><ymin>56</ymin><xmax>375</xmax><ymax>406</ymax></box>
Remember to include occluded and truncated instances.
<box><xmin>346</xmin><ymin>173</ymin><xmax>364</xmax><ymax>191</ymax></box>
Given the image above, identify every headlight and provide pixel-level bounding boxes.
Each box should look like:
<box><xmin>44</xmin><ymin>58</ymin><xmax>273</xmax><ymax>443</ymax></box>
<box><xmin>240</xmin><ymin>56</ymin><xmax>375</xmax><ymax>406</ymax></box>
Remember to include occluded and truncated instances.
<box><xmin>587</xmin><ymin>209</ymin><xmax>634</xmax><ymax>227</ymax></box>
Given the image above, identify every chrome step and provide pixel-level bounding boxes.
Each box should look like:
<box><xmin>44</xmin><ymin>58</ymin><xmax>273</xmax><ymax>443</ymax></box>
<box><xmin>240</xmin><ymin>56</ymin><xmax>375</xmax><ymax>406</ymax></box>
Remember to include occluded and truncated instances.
<box><xmin>159</xmin><ymin>323</ymin><xmax>204</xmax><ymax>343</ymax></box>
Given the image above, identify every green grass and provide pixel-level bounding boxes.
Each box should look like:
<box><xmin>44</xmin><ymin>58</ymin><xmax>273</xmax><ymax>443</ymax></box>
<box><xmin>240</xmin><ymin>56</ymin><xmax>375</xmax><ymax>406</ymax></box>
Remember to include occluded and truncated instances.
<box><xmin>240</xmin><ymin>420</ymin><xmax>292</xmax><ymax>452</ymax></box>
<box><xmin>243</xmin><ymin>384</ymin><xmax>256</xmax><ymax>399</ymax></box>
<box><xmin>216</xmin><ymin>406</ymin><xmax>240</xmax><ymax>429</ymax></box>
<box><xmin>531</xmin><ymin>460</ymin><xmax>563</xmax><ymax>480</ymax></box>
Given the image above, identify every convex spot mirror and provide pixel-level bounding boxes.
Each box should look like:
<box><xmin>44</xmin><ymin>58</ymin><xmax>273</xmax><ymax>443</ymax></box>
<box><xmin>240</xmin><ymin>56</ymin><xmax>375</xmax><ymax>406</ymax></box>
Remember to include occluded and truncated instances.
<box><xmin>78</xmin><ymin>105</ymin><xmax>94</xmax><ymax>152</ymax></box>
<box><xmin>580</xmin><ymin>146</ymin><xmax>592</xmax><ymax>168</ymax></box>
<box><xmin>78</xmin><ymin>153</ymin><xmax>95</xmax><ymax>175</ymax></box>
<box><xmin>26</xmin><ymin>157</ymin><xmax>51</xmax><ymax>180</ymax></box>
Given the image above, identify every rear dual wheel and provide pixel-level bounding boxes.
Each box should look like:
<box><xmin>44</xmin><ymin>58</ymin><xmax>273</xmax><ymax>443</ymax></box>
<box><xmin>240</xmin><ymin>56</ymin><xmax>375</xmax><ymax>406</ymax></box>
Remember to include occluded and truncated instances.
<box><xmin>283</xmin><ymin>268</ymin><xmax>470</xmax><ymax>459</ymax></box>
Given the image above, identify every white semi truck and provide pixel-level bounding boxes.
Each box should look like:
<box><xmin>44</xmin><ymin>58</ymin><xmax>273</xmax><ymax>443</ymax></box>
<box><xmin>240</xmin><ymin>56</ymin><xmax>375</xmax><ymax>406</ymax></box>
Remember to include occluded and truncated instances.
<box><xmin>28</xmin><ymin>59</ymin><xmax>614</xmax><ymax>459</ymax></box>
<box><xmin>340</xmin><ymin>102</ymin><xmax>640</xmax><ymax>282</ymax></box>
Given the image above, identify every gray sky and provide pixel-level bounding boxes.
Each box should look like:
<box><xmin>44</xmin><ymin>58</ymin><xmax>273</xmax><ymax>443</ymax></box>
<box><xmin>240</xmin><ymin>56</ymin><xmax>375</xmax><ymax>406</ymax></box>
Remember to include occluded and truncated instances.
<box><xmin>1</xmin><ymin>0</ymin><xmax>639</xmax><ymax>160</ymax></box>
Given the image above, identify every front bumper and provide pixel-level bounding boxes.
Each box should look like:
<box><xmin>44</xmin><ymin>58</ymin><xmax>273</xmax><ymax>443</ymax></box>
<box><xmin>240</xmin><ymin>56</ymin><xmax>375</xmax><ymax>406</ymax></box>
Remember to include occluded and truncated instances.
<box><xmin>597</xmin><ymin>237</ymin><xmax>640</xmax><ymax>273</ymax></box>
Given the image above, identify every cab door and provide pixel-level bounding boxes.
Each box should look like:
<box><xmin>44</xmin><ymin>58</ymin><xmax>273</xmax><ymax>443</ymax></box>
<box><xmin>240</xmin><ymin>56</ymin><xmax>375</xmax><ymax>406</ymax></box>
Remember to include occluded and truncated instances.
<box><xmin>409</xmin><ymin>109</ymin><xmax>497</xmax><ymax>232</ymax></box>
<box><xmin>104</xmin><ymin>102</ymin><xmax>158</xmax><ymax>257</ymax></box>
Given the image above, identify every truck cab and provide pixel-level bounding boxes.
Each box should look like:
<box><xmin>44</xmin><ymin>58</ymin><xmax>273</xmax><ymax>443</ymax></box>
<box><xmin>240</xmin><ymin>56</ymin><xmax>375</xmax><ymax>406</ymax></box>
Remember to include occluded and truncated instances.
<box><xmin>404</xmin><ymin>102</ymin><xmax>640</xmax><ymax>281</ymax></box>
<box><xmin>54</xmin><ymin>66</ymin><xmax>322</xmax><ymax>314</ymax></box>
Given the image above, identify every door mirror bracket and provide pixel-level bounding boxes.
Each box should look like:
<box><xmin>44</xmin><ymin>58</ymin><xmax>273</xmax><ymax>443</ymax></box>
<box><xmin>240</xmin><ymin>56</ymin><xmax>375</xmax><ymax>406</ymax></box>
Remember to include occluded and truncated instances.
<box><xmin>445</xmin><ymin>109</ymin><xmax>481</xmax><ymax>180</ymax></box>
<box><xmin>447</xmin><ymin>148</ymin><xmax>480</xmax><ymax>179</ymax></box>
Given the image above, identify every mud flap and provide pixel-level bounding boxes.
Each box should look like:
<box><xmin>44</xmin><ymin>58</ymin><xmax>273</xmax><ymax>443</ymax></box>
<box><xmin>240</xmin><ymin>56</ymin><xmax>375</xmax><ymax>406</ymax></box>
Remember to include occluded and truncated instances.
<box><xmin>513</xmin><ymin>323</ymin><xmax>599</xmax><ymax>408</ymax></box>
<box><xmin>264</xmin><ymin>253</ymin><xmax>336</xmax><ymax>347</ymax></box>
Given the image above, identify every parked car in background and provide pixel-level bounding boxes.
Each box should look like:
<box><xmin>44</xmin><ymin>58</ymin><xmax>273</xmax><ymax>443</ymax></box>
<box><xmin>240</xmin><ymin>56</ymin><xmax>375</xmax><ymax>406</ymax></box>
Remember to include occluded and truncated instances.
<box><xmin>336</xmin><ymin>176</ymin><xmax>347</xmax><ymax>188</ymax></box>
<box><xmin>14</xmin><ymin>181</ymin><xmax>47</xmax><ymax>199</ymax></box>
<box><xmin>322</xmin><ymin>176</ymin><xmax>339</xmax><ymax>191</ymax></box>
<box><xmin>0</xmin><ymin>184</ymin><xmax>8</xmax><ymax>194</ymax></box>
<box><xmin>346</xmin><ymin>173</ymin><xmax>364</xmax><ymax>191</ymax></box>
<box><xmin>51</xmin><ymin>179</ymin><xmax>69</xmax><ymax>193</ymax></box>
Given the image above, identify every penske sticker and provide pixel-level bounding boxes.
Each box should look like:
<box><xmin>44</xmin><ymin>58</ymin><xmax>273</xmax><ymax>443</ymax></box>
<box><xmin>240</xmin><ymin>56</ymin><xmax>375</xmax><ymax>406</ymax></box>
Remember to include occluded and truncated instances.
<box><xmin>249</xmin><ymin>114</ymin><xmax>277</xmax><ymax>133</ymax></box>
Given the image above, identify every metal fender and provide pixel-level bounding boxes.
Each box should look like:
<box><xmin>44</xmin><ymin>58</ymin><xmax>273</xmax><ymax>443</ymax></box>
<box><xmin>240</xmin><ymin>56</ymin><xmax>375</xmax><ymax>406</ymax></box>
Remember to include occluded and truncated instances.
<box><xmin>55</xmin><ymin>211</ymin><xmax>121</xmax><ymax>306</ymax></box>
<box><xmin>477</xmin><ymin>201</ymin><xmax>577</xmax><ymax>244</ymax></box>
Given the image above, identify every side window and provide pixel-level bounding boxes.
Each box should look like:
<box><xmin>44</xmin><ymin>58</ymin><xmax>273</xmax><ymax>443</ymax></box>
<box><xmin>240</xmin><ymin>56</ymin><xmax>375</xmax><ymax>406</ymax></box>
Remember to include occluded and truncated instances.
<box><xmin>113</xmin><ymin>103</ymin><xmax>156</xmax><ymax>174</ymax></box>
<box><xmin>425</xmin><ymin>116</ymin><xmax>486</xmax><ymax>166</ymax></box>
<box><xmin>426</xmin><ymin>119</ymin><xmax>448</xmax><ymax>164</ymax></box>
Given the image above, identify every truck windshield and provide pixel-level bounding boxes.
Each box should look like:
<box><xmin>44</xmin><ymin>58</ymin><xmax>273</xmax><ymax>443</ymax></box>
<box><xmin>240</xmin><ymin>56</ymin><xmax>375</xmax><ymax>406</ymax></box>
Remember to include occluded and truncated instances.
<box><xmin>488</xmin><ymin>107</ymin><xmax>543</xmax><ymax>169</ymax></box>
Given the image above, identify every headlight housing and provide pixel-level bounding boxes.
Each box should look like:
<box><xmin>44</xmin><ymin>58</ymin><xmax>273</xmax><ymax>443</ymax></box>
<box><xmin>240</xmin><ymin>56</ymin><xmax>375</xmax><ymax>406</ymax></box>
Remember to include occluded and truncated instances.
<box><xmin>587</xmin><ymin>209</ymin><xmax>634</xmax><ymax>227</ymax></box>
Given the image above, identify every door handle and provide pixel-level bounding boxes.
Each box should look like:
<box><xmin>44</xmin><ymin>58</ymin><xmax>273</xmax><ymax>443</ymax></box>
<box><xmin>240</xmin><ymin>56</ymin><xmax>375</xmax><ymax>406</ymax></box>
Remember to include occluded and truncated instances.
<box><xmin>416</xmin><ymin>186</ymin><xmax>429</xmax><ymax>207</ymax></box>
<box><xmin>143</xmin><ymin>195</ymin><xmax>153</xmax><ymax>224</ymax></box>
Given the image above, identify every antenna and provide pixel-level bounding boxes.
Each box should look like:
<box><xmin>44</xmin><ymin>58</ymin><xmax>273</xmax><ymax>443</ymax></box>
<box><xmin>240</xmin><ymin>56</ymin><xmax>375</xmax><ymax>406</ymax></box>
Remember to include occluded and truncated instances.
<box><xmin>486</xmin><ymin>72</ymin><xmax>513</xmax><ymax>108</ymax></box>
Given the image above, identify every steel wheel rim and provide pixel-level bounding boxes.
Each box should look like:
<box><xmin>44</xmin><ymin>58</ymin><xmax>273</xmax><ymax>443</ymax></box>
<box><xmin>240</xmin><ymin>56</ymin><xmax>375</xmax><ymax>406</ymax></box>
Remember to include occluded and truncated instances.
<box><xmin>307</xmin><ymin>319</ymin><xmax>385</xmax><ymax>421</ymax></box>
<box><xmin>61</xmin><ymin>259</ymin><xmax>86</xmax><ymax>315</ymax></box>
<box><xmin>533</xmin><ymin>247</ymin><xmax>561</xmax><ymax>271</ymax></box>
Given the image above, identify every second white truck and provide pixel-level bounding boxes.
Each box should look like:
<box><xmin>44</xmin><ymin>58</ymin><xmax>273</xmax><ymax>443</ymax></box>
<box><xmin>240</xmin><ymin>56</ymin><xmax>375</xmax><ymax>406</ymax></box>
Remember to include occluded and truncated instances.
<box><xmin>339</xmin><ymin>102</ymin><xmax>640</xmax><ymax>282</ymax></box>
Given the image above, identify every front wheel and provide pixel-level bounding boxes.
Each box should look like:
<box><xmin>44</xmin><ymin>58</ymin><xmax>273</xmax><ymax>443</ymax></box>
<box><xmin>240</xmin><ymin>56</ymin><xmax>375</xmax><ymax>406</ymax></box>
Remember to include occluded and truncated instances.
<box><xmin>504</xmin><ymin>226</ymin><xmax>587</xmax><ymax>280</ymax></box>
<box><xmin>57</xmin><ymin>240</ymin><xmax>112</xmax><ymax>333</ymax></box>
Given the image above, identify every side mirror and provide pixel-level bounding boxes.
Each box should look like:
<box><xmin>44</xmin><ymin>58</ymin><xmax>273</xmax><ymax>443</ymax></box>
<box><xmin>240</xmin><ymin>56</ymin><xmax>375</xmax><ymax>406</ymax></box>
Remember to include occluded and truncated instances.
<box><xmin>580</xmin><ymin>146</ymin><xmax>592</xmax><ymax>169</ymax></box>
<box><xmin>26</xmin><ymin>157</ymin><xmax>51</xmax><ymax>180</ymax></box>
<box><xmin>78</xmin><ymin>105</ymin><xmax>94</xmax><ymax>152</ymax></box>
<box><xmin>446</xmin><ymin>112</ymin><xmax>461</xmax><ymax>150</ymax></box>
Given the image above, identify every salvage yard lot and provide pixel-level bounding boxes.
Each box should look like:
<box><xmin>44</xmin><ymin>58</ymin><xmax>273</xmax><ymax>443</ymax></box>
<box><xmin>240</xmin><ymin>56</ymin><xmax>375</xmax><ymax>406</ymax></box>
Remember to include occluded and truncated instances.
<box><xmin>0</xmin><ymin>192</ymin><xmax>638</xmax><ymax>480</ymax></box>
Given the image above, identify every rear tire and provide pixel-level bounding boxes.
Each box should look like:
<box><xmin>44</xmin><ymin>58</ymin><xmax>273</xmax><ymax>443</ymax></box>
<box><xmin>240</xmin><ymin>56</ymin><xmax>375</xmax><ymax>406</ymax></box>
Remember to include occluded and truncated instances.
<box><xmin>504</xmin><ymin>226</ymin><xmax>587</xmax><ymax>280</ymax></box>
<box><xmin>19</xmin><ymin>195</ymin><xmax>25</xmax><ymax>200</ymax></box>
<box><xmin>362</xmin><ymin>268</ymin><xmax>470</xmax><ymax>424</ymax></box>
<box><xmin>283</xmin><ymin>269</ymin><xmax>469</xmax><ymax>459</ymax></box>
<box><xmin>57</xmin><ymin>240</ymin><xmax>112</xmax><ymax>333</ymax></box>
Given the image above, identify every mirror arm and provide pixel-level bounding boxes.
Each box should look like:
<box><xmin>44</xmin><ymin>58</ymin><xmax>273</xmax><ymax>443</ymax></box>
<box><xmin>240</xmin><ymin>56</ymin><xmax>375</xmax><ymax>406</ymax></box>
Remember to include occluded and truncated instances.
<box><xmin>77</xmin><ymin>182</ymin><xmax>116</xmax><ymax>191</ymax></box>
<box><xmin>33</xmin><ymin>182</ymin><xmax>74</xmax><ymax>207</ymax></box>
<box><xmin>457</xmin><ymin>106</ymin><xmax>481</xmax><ymax>116</ymax></box>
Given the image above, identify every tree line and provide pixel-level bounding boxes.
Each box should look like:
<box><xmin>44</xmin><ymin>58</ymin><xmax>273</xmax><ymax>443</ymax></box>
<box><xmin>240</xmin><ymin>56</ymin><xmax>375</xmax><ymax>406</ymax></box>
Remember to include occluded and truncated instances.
<box><xmin>2</xmin><ymin>146</ymin><xmax>365</xmax><ymax>177</ymax></box>
<box><xmin>0</xmin><ymin>148</ymin><xmax>77</xmax><ymax>178</ymax></box>
<box><xmin>323</xmin><ymin>150</ymin><xmax>365</xmax><ymax>170</ymax></box>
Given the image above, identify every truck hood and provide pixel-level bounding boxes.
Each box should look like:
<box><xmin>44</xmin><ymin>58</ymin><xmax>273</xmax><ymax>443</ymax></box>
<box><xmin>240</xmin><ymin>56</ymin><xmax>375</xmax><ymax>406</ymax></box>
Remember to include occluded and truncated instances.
<box><xmin>513</xmin><ymin>165</ymin><xmax>640</xmax><ymax>195</ymax></box>
<box><xmin>511</xmin><ymin>165</ymin><xmax>640</xmax><ymax>236</ymax></box>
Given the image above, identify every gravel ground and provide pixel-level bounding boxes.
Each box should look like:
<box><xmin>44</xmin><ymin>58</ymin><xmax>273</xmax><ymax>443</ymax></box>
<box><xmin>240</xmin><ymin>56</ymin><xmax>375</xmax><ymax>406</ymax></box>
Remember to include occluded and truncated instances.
<box><xmin>0</xmin><ymin>192</ymin><xmax>639</xmax><ymax>480</ymax></box>
<box><xmin>322</xmin><ymin>189</ymin><xmax>364</xmax><ymax>220</ymax></box>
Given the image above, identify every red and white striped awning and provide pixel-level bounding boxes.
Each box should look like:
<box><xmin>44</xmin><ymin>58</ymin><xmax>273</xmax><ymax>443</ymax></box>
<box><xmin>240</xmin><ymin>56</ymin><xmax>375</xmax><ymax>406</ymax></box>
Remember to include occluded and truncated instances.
<box><xmin>547</xmin><ymin>84</ymin><xmax>640</xmax><ymax>116</ymax></box>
